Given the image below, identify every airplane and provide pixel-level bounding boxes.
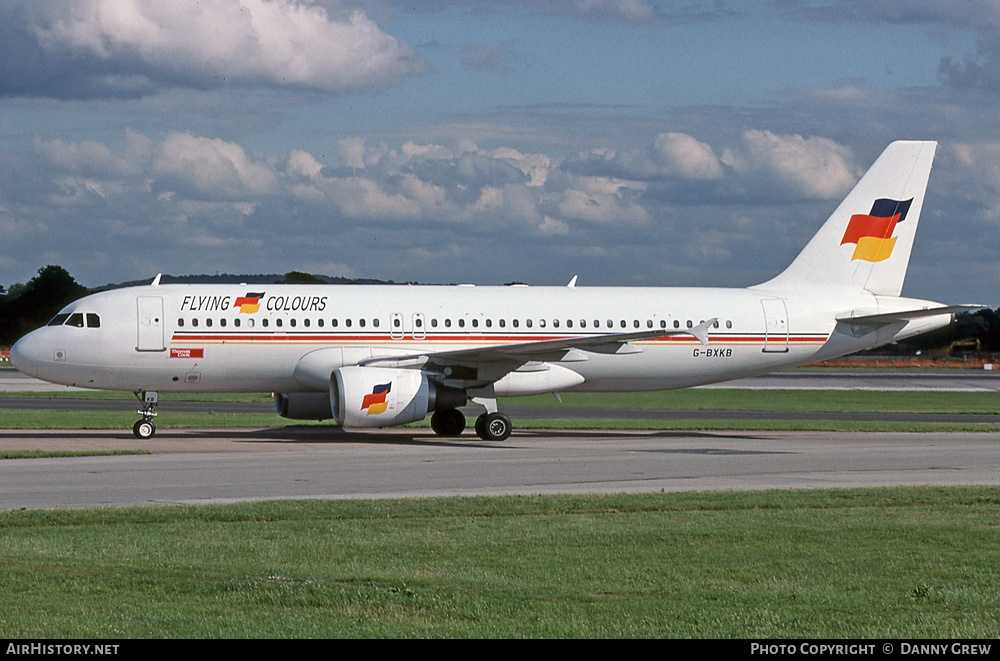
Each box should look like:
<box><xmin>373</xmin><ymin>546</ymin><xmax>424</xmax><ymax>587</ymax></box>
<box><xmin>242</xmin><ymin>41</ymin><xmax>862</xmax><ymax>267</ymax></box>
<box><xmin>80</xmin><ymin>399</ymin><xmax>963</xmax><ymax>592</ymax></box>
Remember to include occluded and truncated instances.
<box><xmin>10</xmin><ymin>140</ymin><xmax>979</xmax><ymax>441</ymax></box>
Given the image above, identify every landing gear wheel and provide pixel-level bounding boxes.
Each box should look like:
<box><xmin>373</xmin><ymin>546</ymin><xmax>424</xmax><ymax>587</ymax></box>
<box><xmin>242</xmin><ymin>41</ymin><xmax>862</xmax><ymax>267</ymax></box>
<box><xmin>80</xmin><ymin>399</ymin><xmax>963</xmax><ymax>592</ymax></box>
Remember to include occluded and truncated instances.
<box><xmin>430</xmin><ymin>408</ymin><xmax>466</xmax><ymax>436</ymax></box>
<box><xmin>475</xmin><ymin>412</ymin><xmax>511</xmax><ymax>441</ymax></box>
<box><xmin>133</xmin><ymin>419</ymin><xmax>156</xmax><ymax>440</ymax></box>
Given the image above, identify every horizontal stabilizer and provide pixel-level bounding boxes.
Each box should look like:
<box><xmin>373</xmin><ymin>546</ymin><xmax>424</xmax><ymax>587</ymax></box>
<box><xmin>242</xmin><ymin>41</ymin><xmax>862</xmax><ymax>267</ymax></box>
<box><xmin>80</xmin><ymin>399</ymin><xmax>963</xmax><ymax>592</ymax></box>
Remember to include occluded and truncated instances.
<box><xmin>836</xmin><ymin>305</ymin><xmax>984</xmax><ymax>327</ymax></box>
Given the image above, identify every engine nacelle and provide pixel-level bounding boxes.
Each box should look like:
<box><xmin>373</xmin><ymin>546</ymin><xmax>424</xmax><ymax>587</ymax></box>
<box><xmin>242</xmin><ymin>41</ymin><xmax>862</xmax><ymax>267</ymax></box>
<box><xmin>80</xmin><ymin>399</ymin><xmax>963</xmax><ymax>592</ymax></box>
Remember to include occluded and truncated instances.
<box><xmin>274</xmin><ymin>392</ymin><xmax>334</xmax><ymax>420</ymax></box>
<box><xmin>331</xmin><ymin>366</ymin><xmax>466</xmax><ymax>429</ymax></box>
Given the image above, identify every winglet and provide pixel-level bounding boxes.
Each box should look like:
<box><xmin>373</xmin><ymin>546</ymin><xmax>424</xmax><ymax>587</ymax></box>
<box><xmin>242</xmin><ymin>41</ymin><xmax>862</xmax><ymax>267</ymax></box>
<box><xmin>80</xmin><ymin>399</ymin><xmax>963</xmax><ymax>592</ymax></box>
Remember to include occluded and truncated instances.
<box><xmin>151</xmin><ymin>273</ymin><xmax>162</xmax><ymax>287</ymax></box>
<box><xmin>567</xmin><ymin>275</ymin><xmax>578</xmax><ymax>288</ymax></box>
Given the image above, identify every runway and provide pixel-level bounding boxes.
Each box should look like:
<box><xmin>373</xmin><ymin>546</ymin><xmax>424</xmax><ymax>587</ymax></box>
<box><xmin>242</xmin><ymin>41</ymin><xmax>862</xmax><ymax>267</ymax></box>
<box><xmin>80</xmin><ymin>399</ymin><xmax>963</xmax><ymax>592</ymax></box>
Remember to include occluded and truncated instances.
<box><xmin>4</xmin><ymin>368</ymin><xmax>1000</xmax><ymax>424</ymax></box>
<box><xmin>1</xmin><ymin>427</ymin><xmax>998</xmax><ymax>509</ymax></box>
<box><xmin>2</xmin><ymin>367</ymin><xmax>999</xmax><ymax>510</ymax></box>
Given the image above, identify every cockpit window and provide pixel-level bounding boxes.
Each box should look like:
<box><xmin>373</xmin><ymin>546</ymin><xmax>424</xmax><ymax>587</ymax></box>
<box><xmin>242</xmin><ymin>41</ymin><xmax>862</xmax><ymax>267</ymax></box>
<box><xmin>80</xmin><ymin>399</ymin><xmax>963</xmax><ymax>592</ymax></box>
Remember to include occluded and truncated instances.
<box><xmin>48</xmin><ymin>312</ymin><xmax>101</xmax><ymax>328</ymax></box>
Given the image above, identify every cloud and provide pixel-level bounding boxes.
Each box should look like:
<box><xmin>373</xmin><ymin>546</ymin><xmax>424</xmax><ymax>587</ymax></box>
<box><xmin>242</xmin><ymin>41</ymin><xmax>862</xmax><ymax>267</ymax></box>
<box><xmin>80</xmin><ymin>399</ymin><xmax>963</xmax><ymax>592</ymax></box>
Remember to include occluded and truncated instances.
<box><xmin>775</xmin><ymin>0</ymin><xmax>1000</xmax><ymax>93</ymax></box>
<box><xmin>34</xmin><ymin>129</ymin><xmax>153</xmax><ymax>178</ymax></box>
<box><xmin>0</xmin><ymin>0</ymin><xmax>423</xmax><ymax>99</ymax></box>
<box><xmin>653</xmin><ymin>132</ymin><xmax>724</xmax><ymax>181</ymax></box>
<box><xmin>153</xmin><ymin>133</ymin><xmax>278</xmax><ymax>200</ymax></box>
<box><xmin>15</xmin><ymin>126</ymin><xmax>987</xmax><ymax>302</ymax></box>
<box><xmin>722</xmin><ymin>130</ymin><xmax>858</xmax><ymax>200</ymax></box>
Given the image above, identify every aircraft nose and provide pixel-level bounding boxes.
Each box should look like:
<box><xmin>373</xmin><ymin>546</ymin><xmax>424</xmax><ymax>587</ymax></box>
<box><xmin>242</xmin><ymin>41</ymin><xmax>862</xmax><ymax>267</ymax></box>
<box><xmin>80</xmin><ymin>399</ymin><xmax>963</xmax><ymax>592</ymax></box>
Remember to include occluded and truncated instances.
<box><xmin>10</xmin><ymin>333</ymin><xmax>39</xmax><ymax>377</ymax></box>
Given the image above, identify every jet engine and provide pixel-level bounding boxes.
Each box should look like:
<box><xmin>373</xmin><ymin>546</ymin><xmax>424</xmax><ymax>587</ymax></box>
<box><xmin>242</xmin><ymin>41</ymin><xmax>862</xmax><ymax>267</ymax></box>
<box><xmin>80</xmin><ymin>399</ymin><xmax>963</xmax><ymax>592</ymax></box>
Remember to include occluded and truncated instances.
<box><xmin>331</xmin><ymin>366</ymin><xmax>466</xmax><ymax>428</ymax></box>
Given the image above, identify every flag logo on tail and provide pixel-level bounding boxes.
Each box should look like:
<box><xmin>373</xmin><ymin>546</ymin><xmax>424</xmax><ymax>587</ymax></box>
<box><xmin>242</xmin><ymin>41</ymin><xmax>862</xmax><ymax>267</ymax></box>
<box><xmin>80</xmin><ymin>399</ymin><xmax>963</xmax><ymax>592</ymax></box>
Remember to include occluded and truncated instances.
<box><xmin>233</xmin><ymin>292</ymin><xmax>265</xmax><ymax>314</ymax></box>
<box><xmin>840</xmin><ymin>198</ymin><xmax>913</xmax><ymax>262</ymax></box>
<box><xmin>361</xmin><ymin>382</ymin><xmax>392</xmax><ymax>415</ymax></box>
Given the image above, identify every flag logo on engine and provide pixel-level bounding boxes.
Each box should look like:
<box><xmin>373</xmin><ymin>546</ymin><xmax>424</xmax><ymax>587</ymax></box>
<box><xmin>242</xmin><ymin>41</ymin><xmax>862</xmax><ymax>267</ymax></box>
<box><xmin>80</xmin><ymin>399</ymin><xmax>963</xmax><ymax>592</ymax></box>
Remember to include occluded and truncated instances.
<box><xmin>361</xmin><ymin>382</ymin><xmax>392</xmax><ymax>415</ymax></box>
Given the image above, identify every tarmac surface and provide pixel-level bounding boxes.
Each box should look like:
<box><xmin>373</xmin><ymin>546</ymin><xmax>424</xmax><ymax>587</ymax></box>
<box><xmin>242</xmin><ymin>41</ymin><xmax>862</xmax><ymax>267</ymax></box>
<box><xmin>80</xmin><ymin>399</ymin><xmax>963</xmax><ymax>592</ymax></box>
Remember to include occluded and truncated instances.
<box><xmin>1</xmin><ymin>367</ymin><xmax>999</xmax><ymax>509</ymax></box>
<box><xmin>1</xmin><ymin>427</ymin><xmax>999</xmax><ymax>509</ymax></box>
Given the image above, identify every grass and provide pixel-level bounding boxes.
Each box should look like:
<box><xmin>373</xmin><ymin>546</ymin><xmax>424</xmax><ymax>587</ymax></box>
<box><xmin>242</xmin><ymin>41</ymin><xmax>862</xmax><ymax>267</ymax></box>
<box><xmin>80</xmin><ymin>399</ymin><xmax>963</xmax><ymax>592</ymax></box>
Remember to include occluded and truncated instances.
<box><xmin>0</xmin><ymin>449</ymin><xmax>149</xmax><ymax>460</ymax></box>
<box><xmin>8</xmin><ymin>388</ymin><xmax>1000</xmax><ymax>414</ymax></box>
<box><xmin>2</xmin><ymin>409</ymin><xmax>1000</xmax><ymax>434</ymax></box>
<box><xmin>0</xmin><ymin>409</ymin><xmax>295</xmax><ymax>430</ymax></box>
<box><xmin>0</xmin><ymin>488</ymin><xmax>998</xmax><ymax>638</ymax></box>
<box><xmin>3</xmin><ymin>388</ymin><xmax>1000</xmax><ymax>432</ymax></box>
<box><xmin>505</xmin><ymin>389</ymin><xmax>1000</xmax><ymax>415</ymax></box>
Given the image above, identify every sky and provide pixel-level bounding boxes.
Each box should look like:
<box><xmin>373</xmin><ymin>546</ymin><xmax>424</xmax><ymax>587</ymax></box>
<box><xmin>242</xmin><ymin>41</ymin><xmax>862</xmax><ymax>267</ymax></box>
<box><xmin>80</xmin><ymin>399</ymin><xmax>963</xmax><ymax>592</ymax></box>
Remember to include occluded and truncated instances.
<box><xmin>1</xmin><ymin>0</ymin><xmax>1000</xmax><ymax>305</ymax></box>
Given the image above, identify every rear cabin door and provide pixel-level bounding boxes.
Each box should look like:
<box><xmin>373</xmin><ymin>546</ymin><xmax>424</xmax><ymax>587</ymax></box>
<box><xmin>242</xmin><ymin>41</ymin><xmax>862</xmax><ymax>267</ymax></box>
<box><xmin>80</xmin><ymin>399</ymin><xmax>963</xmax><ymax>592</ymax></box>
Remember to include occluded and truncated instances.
<box><xmin>137</xmin><ymin>296</ymin><xmax>165</xmax><ymax>352</ymax></box>
<box><xmin>761</xmin><ymin>299</ymin><xmax>789</xmax><ymax>353</ymax></box>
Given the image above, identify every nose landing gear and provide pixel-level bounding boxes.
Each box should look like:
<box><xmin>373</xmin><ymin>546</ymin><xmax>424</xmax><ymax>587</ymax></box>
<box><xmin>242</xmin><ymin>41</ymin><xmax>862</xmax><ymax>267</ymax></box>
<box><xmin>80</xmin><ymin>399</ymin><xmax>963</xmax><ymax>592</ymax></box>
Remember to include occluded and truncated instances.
<box><xmin>132</xmin><ymin>390</ymin><xmax>158</xmax><ymax>439</ymax></box>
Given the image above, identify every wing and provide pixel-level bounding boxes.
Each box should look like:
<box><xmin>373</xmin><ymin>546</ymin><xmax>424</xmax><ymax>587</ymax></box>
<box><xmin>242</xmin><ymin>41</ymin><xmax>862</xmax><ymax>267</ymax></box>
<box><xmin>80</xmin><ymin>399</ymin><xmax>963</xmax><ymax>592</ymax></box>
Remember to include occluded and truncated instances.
<box><xmin>359</xmin><ymin>318</ymin><xmax>717</xmax><ymax>385</ymax></box>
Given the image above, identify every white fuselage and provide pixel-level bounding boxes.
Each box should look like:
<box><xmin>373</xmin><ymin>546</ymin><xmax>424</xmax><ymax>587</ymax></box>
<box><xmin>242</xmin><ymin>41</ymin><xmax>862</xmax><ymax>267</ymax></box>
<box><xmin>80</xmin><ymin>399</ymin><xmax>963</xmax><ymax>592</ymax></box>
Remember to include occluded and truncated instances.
<box><xmin>10</xmin><ymin>282</ymin><xmax>949</xmax><ymax>395</ymax></box>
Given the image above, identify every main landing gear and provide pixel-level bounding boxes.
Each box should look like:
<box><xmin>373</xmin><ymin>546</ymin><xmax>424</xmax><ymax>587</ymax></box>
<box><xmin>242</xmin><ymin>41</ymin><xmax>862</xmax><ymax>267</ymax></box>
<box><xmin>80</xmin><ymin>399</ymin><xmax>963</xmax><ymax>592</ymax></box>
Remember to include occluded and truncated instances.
<box><xmin>429</xmin><ymin>407</ymin><xmax>512</xmax><ymax>441</ymax></box>
<box><xmin>475</xmin><ymin>411</ymin><xmax>512</xmax><ymax>442</ymax></box>
<box><xmin>132</xmin><ymin>390</ymin><xmax>158</xmax><ymax>439</ymax></box>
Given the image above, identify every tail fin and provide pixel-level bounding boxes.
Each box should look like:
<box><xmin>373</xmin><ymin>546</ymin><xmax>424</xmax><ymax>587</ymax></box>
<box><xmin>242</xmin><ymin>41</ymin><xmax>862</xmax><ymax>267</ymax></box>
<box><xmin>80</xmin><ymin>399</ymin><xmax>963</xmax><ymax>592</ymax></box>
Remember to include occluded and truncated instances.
<box><xmin>758</xmin><ymin>140</ymin><xmax>937</xmax><ymax>296</ymax></box>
